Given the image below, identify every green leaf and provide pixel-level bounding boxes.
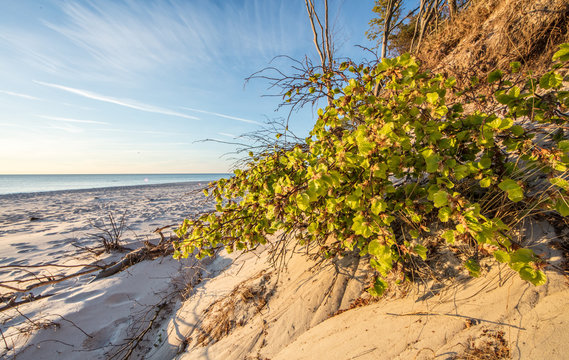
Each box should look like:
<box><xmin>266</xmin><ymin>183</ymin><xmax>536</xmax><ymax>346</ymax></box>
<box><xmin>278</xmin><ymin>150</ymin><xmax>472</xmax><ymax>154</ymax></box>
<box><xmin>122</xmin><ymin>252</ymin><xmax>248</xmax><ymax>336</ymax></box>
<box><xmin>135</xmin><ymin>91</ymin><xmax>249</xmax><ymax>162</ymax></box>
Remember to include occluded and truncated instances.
<box><xmin>510</xmin><ymin>248</ymin><xmax>536</xmax><ymax>266</ymax></box>
<box><xmin>487</xmin><ymin>69</ymin><xmax>503</xmax><ymax>83</ymax></box>
<box><xmin>518</xmin><ymin>266</ymin><xmax>536</xmax><ymax>282</ymax></box>
<box><xmin>296</xmin><ymin>192</ymin><xmax>311</xmax><ymax>211</ymax></box>
<box><xmin>479</xmin><ymin>177</ymin><xmax>492</xmax><ymax>188</ymax></box>
<box><xmin>307</xmin><ymin>222</ymin><xmax>318</xmax><ymax>234</ymax></box>
<box><xmin>510</xmin><ymin>61</ymin><xmax>521</xmax><ymax>73</ymax></box>
<box><xmin>555</xmin><ymin>197</ymin><xmax>569</xmax><ymax>216</ymax></box>
<box><xmin>414</xmin><ymin>244</ymin><xmax>428</xmax><ymax>260</ymax></box>
<box><xmin>486</xmin><ymin>117</ymin><xmax>502</xmax><ymax>130</ymax></box>
<box><xmin>455</xmin><ymin>224</ymin><xmax>466</xmax><ymax>234</ymax></box>
<box><xmin>465</xmin><ymin>258</ymin><xmax>481</xmax><ymax>277</ymax></box>
<box><xmin>499</xmin><ymin>118</ymin><xmax>514</xmax><ymax>130</ymax></box>
<box><xmin>559</xmin><ymin>140</ymin><xmax>569</xmax><ymax>152</ymax></box>
<box><xmin>387</xmin><ymin>155</ymin><xmax>401</xmax><ymax>172</ymax></box>
<box><xmin>479</xmin><ymin>157</ymin><xmax>492</xmax><ymax>169</ymax></box>
<box><xmin>498</xmin><ymin>179</ymin><xmax>524</xmax><ymax>202</ymax></box>
<box><xmin>434</xmin><ymin>105</ymin><xmax>448</xmax><ymax>118</ymax></box>
<box><xmin>438</xmin><ymin>207</ymin><xmax>452</xmax><ymax>222</ymax></box>
<box><xmin>346</xmin><ymin>194</ymin><xmax>360</xmax><ymax>210</ymax></box>
<box><xmin>510</xmin><ymin>125</ymin><xmax>524</xmax><ymax>136</ymax></box>
<box><xmin>540</xmin><ymin>72</ymin><xmax>563</xmax><ymax>89</ymax></box>
<box><xmin>368</xmin><ymin>240</ymin><xmax>389</xmax><ymax>258</ymax></box>
<box><xmin>371</xmin><ymin>198</ymin><xmax>387</xmax><ymax>215</ymax></box>
<box><xmin>422</xmin><ymin>150</ymin><xmax>441</xmax><ymax>173</ymax></box>
<box><xmin>368</xmin><ymin>277</ymin><xmax>388</xmax><ymax>297</ymax></box>
<box><xmin>550</xmin><ymin>177</ymin><xmax>569</xmax><ymax>191</ymax></box>
<box><xmin>368</xmin><ymin>240</ymin><xmax>393</xmax><ymax>276</ymax></box>
<box><xmin>426</xmin><ymin>92</ymin><xmax>439</xmax><ymax>104</ymax></box>
<box><xmin>553</xmin><ymin>43</ymin><xmax>569</xmax><ymax>62</ymax></box>
<box><xmin>445</xmin><ymin>77</ymin><xmax>456</xmax><ymax>88</ymax></box>
<box><xmin>442</xmin><ymin>230</ymin><xmax>455</xmax><ymax>244</ymax></box>
<box><xmin>433</xmin><ymin>190</ymin><xmax>448</xmax><ymax>208</ymax></box>
<box><xmin>454</xmin><ymin>165</ymin><xmax>469</xmax><ymax>180</ymax></box>
<box><xmin>493</xmin><ymin>250</ymin><xmax>510</xmax><ymax>263</ymax></box>
<box><xmin>355</xmin><ymin>126</ymin><xmax>374</xmax><ymax>155</ymax></box>
<box><xmin>373</xmin><ymin>163</ymin><xmax>388</xmax><ymax>179</ymax></box>
<box><xmin>528</xmin><ymin>270</ymin><xmax>547</xmax><ymax>286</ymax></box>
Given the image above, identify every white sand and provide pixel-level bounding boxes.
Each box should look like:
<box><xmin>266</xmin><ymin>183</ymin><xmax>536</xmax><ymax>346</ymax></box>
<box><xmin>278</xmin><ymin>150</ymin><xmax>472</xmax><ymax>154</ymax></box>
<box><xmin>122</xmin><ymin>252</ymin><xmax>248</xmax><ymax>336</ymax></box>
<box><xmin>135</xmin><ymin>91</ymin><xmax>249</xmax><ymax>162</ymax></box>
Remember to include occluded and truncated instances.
<box><xmin>0</xmin><ymin>182</ymin><xmax>213</xmax><ymax>359</ymax></box>
<box><xmin>164</xmin><ymin>221</ymin><xmax>569</xmax><ymax>360</ymax></box>
<box><xmin>3</xmin><ymin>183</ymin><xmax>569</xmax><ymax>359</ymax></box>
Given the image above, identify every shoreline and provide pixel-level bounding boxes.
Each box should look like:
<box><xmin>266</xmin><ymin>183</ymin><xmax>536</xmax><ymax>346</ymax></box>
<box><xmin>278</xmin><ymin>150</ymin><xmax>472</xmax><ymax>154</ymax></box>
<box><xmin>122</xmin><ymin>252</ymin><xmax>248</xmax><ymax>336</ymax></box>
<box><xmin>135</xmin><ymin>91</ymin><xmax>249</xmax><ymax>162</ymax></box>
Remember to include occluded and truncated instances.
<box><xmin>0</xmin><ymin>180</ymin><xmax>218</xmax><ymax>199</ymax></box>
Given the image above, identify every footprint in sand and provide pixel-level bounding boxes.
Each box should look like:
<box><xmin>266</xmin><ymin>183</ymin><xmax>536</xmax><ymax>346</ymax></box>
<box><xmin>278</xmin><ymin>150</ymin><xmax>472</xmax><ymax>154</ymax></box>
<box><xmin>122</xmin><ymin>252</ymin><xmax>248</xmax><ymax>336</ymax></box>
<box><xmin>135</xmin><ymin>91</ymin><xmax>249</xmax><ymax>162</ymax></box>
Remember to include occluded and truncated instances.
<box><xmin>104</xmin><ymin>292</ymin><xmax>134</xmax><ymax>307</ymax></box>
<box><xmin>82</xmin><ymin>317</ymin><xmax>129</xmax><ymax>349</ymax></box>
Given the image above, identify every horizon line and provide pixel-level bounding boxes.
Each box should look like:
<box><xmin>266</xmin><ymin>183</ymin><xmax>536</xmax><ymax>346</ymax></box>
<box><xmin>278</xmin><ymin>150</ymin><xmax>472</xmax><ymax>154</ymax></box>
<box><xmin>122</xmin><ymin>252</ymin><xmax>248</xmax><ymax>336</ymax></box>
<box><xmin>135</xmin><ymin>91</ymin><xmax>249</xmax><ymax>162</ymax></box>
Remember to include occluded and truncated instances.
<box><xmin>0</xmin><ymin>172</ymin><xmax>234</xmax><ymax>175</ymax></box>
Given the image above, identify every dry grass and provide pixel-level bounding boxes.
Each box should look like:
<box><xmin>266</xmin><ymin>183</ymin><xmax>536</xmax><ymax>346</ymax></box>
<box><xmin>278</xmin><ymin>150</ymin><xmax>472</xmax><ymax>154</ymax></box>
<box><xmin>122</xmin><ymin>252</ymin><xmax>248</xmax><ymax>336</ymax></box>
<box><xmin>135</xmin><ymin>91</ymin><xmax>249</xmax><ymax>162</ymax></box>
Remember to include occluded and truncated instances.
<box><xmin>192</xmin><ymin>270</ymin><xmax>275</xmax><ymax>347</ymax></box>
<box><xmin>454</xmin><ymin>329</ymin><xmax>511</xmax><ymax>359</ymax></box>
<box><xmin>417</xmin><ymin>0</ymin><xmax>569</xmax><ymax>75</ymax></box>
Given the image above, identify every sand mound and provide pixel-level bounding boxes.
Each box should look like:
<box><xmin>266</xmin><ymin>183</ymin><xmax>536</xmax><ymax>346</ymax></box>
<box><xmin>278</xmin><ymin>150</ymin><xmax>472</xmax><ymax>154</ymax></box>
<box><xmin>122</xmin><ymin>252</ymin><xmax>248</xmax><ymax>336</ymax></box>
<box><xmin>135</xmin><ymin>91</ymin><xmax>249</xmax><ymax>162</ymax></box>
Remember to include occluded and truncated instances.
<box><xmin>149</xmin><ymin>221</ymin><xmax>569</xmax><ymax>359</ymax></box>
<box><xmin>149</xmin><ymin>246</ymin><xmax>370</xmax><ymax>360</ymax></box>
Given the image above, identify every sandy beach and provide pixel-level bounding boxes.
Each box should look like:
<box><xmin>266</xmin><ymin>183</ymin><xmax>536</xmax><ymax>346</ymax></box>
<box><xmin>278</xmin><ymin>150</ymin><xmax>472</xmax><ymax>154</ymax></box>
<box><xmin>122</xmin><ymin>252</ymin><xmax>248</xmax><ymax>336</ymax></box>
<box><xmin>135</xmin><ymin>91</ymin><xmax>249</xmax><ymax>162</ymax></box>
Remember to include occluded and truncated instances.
<box><xmin>0</xmin><ymin>182</ymin><xmax>214</xmax><ymax>359</ymax></box>
<box><xmin>3</xmin><ymin>182</ymin><xmax>569</xmax><ymax>359</ymax></box>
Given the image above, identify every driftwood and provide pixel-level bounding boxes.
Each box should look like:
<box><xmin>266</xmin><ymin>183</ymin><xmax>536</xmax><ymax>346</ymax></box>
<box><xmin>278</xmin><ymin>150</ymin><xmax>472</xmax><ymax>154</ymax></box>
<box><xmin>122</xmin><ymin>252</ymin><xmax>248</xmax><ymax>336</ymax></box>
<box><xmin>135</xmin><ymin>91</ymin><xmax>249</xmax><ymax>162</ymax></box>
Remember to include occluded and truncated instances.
<box><xmin>0</xmin><ymin>293</ymin><xmax>54</xmax><ymax>312</ymax></box>
<box><xmin>92</xmin><ymin>241</ymin><xmax>174</xmax><ymax>281</ymax></box>
<box><xmin>0</xmin><ymin>267</ymin><xmax>100</xmax><ymax>294</ymax></box>
<box><xmin>153</xmin><ymin>224</ymin><xmax>178</xmax><ymax>243</ymax></box>
<box><xmin>0</xmin><ymin>242</ymin><xmax>174</xmax><ymax>297</ymax></box>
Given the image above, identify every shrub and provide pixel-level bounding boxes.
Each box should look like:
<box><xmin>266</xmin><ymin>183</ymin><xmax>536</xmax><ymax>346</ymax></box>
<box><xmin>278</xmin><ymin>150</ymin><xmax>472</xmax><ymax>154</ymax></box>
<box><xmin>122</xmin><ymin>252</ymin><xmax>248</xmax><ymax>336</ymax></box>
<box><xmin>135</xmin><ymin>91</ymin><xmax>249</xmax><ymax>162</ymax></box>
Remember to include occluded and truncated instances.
<box><xmin>175</xmin><ymin>45</ymin><xmax>569</xmax><ymax>296</ymax></box>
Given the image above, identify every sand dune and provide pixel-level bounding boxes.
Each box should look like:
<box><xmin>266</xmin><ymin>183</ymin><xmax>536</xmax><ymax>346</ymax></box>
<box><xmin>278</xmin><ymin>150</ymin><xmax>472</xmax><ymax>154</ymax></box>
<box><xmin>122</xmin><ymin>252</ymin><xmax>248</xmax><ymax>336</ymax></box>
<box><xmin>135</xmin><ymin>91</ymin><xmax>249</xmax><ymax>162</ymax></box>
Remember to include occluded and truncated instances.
<box><xmin>159</xmin><ymin>221</ymin><xmax>569</xmax><ymax>359</ymax></box>
<box><xmin>2</xmin><ymin>184</ymin><xmax>569</xmax><ymax>359</ymax></box>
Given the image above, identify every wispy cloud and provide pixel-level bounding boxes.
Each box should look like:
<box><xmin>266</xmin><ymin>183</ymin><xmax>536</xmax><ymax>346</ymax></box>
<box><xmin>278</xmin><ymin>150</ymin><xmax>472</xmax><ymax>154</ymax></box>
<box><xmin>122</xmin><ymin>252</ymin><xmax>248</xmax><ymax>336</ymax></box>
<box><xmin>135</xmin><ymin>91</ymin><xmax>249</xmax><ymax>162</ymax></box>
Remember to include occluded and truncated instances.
<box><xmin>43</xmin><ymin>124</ymin><xmax>83</xmax><ymax>134</ymax></box>
<box><xmin>0</xmin><ymin>90</ymin><xmax>41</xmax><ymax>101</ymax></box>
<box><xmin>98</xmin><ymin>128</ymin><xmax>188</xmax><ymax>137</ymax></box>
<box><xmin>34</xmin><ymin>81</ymin><xmax>200</xmax><ymax>121</ymax></box>
<box><xmin>218</xmin><ymin>132</ymin><xmax>238</xmax><ymax>138</ymax></box>
<box><xmin>41</xmin><ymin>0</ymin><xmax>309</xmax><ymax>75</ymax></box>
<box><xmin>0</xmin><ymin>31</ymin><xmax>68</xmax><ymax>74</ymax></box>
<box><xmin>0</xmin><ymin>123</ymin><xmax>26</xmax><ymax>128</ymax></box>
<box><xmin>43</xmin><ymin>1</ymin><xmax>207</xmax><ymax>73</ymax></box>
<box><xmin>37</xmin><ymin>115</ymin><xmax>108</xmax><ymax>125</ymax></box>
<box><xmin>182</xmin><ymin>106</ymin><xmax>262</xmax><ymax>125</ymax></box>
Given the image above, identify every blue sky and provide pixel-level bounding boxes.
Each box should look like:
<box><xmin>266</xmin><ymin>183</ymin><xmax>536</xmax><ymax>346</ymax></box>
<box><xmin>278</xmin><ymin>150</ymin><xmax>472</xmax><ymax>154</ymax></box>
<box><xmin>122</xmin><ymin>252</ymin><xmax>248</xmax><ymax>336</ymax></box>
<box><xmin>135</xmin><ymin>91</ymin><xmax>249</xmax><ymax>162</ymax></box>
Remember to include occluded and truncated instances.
<box><xmin>0</xmin><ymin>0</ymin><xmax>417</xmax><ymax>174</ymax></box>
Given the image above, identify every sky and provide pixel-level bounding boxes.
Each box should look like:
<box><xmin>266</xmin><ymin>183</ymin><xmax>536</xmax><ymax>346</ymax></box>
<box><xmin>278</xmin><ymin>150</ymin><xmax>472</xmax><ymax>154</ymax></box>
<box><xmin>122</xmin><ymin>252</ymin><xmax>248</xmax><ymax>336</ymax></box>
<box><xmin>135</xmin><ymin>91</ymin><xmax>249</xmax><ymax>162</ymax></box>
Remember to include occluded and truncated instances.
<box><xmin>0</xmin><ymin>0</ymin><xmax>417</xmax><ymax>174</ymax></box>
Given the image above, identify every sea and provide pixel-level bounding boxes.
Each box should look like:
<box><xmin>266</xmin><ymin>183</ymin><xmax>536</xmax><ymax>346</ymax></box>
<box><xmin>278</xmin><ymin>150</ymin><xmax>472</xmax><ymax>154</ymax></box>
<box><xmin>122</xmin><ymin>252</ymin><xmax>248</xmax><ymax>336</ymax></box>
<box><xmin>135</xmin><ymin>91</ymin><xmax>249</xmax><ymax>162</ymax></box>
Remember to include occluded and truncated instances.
<box><xmin>0</xmin><ymin>173</ymin><xmax>232</xmax><ymax>195</ymax></box>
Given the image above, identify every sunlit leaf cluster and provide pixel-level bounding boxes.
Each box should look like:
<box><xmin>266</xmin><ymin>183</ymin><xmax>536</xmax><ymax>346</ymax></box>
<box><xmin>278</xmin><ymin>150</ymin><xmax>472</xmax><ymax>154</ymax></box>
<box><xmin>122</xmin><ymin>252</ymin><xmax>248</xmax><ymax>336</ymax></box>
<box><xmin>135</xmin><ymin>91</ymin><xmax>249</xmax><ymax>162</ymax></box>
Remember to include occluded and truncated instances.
<box><xmin>175</xmin><ymin>46</ymin><xmax>569</xmax><ymax>296</ymax></box>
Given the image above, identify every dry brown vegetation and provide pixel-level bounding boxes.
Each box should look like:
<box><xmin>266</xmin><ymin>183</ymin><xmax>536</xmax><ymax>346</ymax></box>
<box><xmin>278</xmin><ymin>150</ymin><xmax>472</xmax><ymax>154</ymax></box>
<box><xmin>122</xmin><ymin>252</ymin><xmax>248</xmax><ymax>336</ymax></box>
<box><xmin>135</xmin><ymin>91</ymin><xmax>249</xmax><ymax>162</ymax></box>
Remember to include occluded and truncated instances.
<box><xmin>454</xmin><ymin>329</ymin><xmax>511</xmax><ymax>359</ymax></box>
<box><xmin>192</xmin><ymin>270</ymin><xmax>275</xmax><ymax>347</ymax></box>
<box><xmin>416</xmin><ymin>0</ymin><xmax>569</xmax><ymax>75</ymax></box>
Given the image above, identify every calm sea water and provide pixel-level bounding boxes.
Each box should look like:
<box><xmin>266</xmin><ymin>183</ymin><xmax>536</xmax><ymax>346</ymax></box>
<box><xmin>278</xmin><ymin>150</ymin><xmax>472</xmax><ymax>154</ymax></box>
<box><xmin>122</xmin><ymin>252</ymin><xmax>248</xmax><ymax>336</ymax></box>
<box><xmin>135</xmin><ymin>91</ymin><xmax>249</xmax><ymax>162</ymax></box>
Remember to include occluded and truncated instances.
<box><xmin>0</xmin><ymin>174</ymin><xmax>231</xmax><ymax>195</ymax></box>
